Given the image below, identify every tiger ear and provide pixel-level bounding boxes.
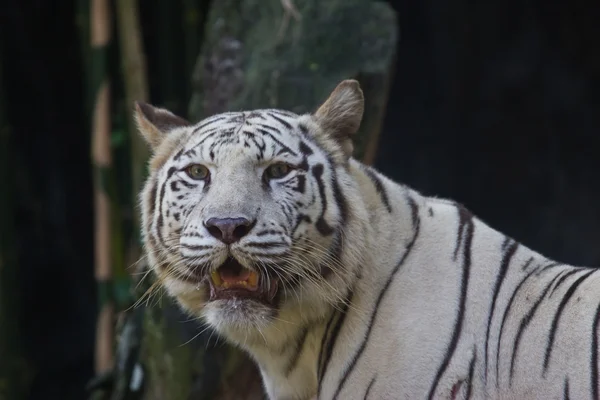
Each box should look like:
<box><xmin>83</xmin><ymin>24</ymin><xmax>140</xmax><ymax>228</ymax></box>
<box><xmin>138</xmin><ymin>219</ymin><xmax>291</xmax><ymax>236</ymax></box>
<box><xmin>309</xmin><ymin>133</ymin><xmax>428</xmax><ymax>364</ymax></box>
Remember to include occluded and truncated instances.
<box><xmin>314</xmin><ymin>79</ymin><xmax>364</xmax><ymax>159</ymax></box>
<box><xmin>134</xmin><ymin>102</ymin><xmax>191</xmax><ymax>149</ymax></box>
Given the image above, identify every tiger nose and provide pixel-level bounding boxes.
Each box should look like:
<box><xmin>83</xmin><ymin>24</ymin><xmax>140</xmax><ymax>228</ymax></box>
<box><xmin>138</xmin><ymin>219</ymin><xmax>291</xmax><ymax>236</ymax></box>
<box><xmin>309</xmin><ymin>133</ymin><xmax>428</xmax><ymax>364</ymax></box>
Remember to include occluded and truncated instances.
<box><xmin>204</xmin><ymin>217</ymin><xmax>255</xmax><ymax>244</ymax></box>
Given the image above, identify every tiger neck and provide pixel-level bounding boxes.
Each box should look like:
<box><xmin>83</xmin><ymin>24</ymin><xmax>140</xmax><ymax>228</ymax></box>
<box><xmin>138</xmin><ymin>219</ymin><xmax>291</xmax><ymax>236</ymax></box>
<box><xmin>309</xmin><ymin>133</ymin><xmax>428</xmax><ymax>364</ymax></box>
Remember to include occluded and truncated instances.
<box><xmin>244</xmin><ymin>305</ymin><xmax>347</xmax><ymax>400</ymax></box>
<box><xmin>235</xmin><ymin>160</ymin><xmax>410</xmax><ymax>399</ymax></box>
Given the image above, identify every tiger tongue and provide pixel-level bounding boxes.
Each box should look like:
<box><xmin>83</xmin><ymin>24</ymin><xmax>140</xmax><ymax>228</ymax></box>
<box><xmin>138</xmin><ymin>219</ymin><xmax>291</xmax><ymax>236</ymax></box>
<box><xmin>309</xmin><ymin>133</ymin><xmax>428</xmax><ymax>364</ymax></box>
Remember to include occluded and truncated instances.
<box><xmin>219</xmin><ymin>267</ymin><xmax>251</xmax><ymax>284</ymax></box>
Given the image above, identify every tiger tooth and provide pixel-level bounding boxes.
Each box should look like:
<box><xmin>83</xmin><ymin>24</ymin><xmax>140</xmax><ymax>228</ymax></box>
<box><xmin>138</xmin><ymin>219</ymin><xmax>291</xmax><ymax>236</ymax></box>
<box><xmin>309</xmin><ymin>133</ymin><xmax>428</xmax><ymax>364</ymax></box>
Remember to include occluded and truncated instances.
<box><xmin>211</xmin><ymin>271</ymin><xmax>223</xmax><ymax>286</ymax></box>
<box><xmin>248</xmin><ymin>271</ymin><xmax>258</xmax><ymax>287</ymax></box>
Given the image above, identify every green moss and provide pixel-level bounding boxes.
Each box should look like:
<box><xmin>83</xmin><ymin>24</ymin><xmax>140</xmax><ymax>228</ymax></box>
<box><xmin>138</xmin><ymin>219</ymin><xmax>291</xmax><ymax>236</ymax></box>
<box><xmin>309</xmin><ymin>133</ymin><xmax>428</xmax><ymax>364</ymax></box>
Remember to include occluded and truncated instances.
<box><xmin>142</xmin><ymin>306</ymin><xmax>193</xmax><ymax>400</ymax></box>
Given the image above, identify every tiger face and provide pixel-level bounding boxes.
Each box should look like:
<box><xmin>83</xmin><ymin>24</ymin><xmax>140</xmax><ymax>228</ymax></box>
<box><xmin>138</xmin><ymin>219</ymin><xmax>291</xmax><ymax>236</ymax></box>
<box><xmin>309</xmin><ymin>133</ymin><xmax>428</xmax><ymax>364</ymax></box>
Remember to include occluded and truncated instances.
<box><xmin>136</xmin><ymin>81</ymin><xmax>365</xmax><ymax>338</ymax></box>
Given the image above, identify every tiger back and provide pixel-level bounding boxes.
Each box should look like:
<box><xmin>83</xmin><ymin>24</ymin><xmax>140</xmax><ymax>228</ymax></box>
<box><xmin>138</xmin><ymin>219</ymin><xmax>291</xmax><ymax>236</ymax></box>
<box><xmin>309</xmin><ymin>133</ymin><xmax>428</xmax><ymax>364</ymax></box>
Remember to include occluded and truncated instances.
<box><xmin>136</xmin><ymin>80</ymin><xmax>600</xmax><ymax>400</ymax></box>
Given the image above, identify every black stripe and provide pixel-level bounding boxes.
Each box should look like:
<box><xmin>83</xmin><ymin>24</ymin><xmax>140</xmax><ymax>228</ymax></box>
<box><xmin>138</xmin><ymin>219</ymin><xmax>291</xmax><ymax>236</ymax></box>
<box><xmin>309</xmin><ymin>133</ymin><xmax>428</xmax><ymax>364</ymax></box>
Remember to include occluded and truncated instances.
<box><xmin>256</xmin><ymin>123</ymin><xmax>281</xmax><ymax>133</ymax></box>
<box><xmin>299</xmin><ymin>140</ymin><xmax>313</xmax><ymax>156</ymax></box>
<box><xmin>191</xmin><ymin>115</ymin><xmax>227</xmax><ymax>134</ymax></box>
<box><xmin>427</xmin><ymin>205</ymin><xmax>474</xmax><ymax>400</ymax></box>
<box><xmin>466</xmin><ymin>348</ymin><xmax>476</xmax><ymax>400</ymax></box>
<box><xmin>484</xmin><ymin>238</ymin><xmax>519</xmax><ymax>382</ymax></box>
<box><xmin>226</xmin><ymin>113</ymin><xmax>245</xmax><ymax>124</ymax></box>
<box><xmin>409</xmin><ymin>194</ymin><xmax>419</xmax><ymax>226</ymax></box>
<box><xmin>147</xmin><ymin>180</ymin><xmax>158</xmax><ymax>223</ymax></box>
<box><xmin>293</xmin><ymin>174</ymin><xmax>306</xmax><ymax>193</ymax></box>
<box><xmin>563</xmin><ymin>377</ymin><xmax>570</xmax><ymax>400</ymax></box>
<box><xmin>180</xmin><ymin>243</ymin><xmax>211</xmax><ymax>251</ymax></box>
<box><xmin>172</xmin><ymin>146</ymin><xmax>186</xmax><ymax>161</ymax></box>
<box><xmin>156</xmin><ymin>167</ymin><xmax>178</xmax><ymax>249</ymax></box>
<box><xmin>543</xmin><ymin>269</ymin><xmax>596</xmax><ymax>375</ymax></box>
<box><xmin>362</xmin><ymin>166</ymin><xmax>392</xmax><ymax>213</ymax></box>
<box><xmin>284</xmin><ymin>325</ymin><xmax>310</xmax><ymax>377</ymax></box>
<box><xmin>180</xmin><ymin>231</ymin><xmax>202</xmax><ymax>238</ymax></box>
<box><xmin>193</xmin><ymin>125</ymin><xmax>236</xmax><ymax>155</ymax></box>
<box><xmin>256</xmin><ymin>128</ymin><xmax>298</xmax><ymax>156</ymax></box>
<box><xmin>317</xmin><ymin>308</ymin><xmax>338</xmax><ymax>381</ymax></box>
<box><xmin>267</xmin><ymin>112</ymin><xmax>293</xmax><ymax>129</ymax></box>
<box><xmin>279</xmin><ymin>201</ymin><xmax>294</xmax><ymax>227</ymax></box>
<box><xmin>317</xmin><ymin>289</ymin><xmax>354</xmax><ymax>394</ymax></box>
<box><xmin>495</xmin><ymin>264</ymin><xmax>545</xmax><ymax>384</ymax></box>
<box><xmin>331</xmin><ymin>171</ymin><xmax>349</xmax><ymax>228</ymax></box>
<box><xmin>452</xmin><ymin>204</ymin><xmax>472</xmax><ymax>261</ymax></box>
<box><xmin>178</xmin><ymin>179</ymin><xmax>197</xmax><ymax>189</ymax></box>
<box><xmin>591</xmin><ymin>300</ymin><xmax>600</xmax><ymax>400</ymax></box>
<box><xmin>331</xmin><ymin>195</ymin><xmax>421</xmax><ymax>400</ymax></box>
<box><xmin>363</xmin><ymin>376</ymin><xmax>376</xmax><ymax>400</ymax></box>
<box><xmin>298</xmin><ymin>123</ymin><xmax>309</xmax><ymax>136</ymax></box>
<box><xmin>246</xmin><ymin>132</ymin><xmax>266</xmax><ymax>160</ymax></box>
<box><xmin>170</xmin><ymin>180</ymin><xmax>181</xmax><ymax>192</ymax></box>
<box><xmin>549</xmin><ymin>268</ymin><xmax>582</xmax><ymax>297</ymax></box>
<box><xmin>521</xmin><ymin>256</ymin><xmax>535</xmax><ymax>271</ymax></box>
<box><xmin>255</xmin><ymin>229</ymin><xmax>283</xmax><ymax>237</ymax></box>
<box><xmin>183</xmin><ymin>128</ymin><xmax>221</xmax><ymax>157</ymax></box>
<box><xmin>247</xmin><ymin>111</ymin><xmax>267</xmax><ymax>120</ymax></box>
<box><xmin>267</xmin><ymin>109</ymin><xmax>297</xmax><ymax>118</ymax></box>
<box><xmin>298</xmin><ymin>140</ymin><xmax>312</xmax><ymax>172</ymax></box>
<box><xmin>508</xmin><ymin>269</ymin><xmax>570</xmax><ymax>385</ymax></box>
<box><xmin>244</xmin><ymin>242</ymin><xmax>286</xmax><ymax>249</ymax></box>
<box><xmin>312</xmin><ymin>164</ymin><xmax>335</xmax><ymax>235</ymax></box>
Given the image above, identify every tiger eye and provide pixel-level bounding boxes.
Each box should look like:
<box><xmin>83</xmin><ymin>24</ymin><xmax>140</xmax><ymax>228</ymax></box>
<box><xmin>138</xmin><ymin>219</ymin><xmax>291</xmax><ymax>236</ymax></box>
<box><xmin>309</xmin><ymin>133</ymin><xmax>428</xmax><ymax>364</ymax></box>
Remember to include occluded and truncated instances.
<box><xmin>185</xmin><ymin>164</ymin><xmax>210</xmax><ymax>180</ymax></box>
<box><xmin>264</xmin><ymin>163</ymin><xmax>292</xmax><ymax>180</ymax></box>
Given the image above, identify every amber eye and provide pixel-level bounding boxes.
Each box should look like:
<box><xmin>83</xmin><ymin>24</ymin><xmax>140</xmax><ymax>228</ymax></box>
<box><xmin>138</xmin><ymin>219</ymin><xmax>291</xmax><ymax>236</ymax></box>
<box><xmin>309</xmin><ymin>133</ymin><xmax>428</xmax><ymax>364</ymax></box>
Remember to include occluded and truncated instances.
<box><xmin>185</xmin><ymin>164</ymin><xmax>210</xmax><ymax>180</ymax></box>
<box><xmin>264</xmin><ymin>163</ymin><xmax>292</xmax><ymax>180</ymax></box>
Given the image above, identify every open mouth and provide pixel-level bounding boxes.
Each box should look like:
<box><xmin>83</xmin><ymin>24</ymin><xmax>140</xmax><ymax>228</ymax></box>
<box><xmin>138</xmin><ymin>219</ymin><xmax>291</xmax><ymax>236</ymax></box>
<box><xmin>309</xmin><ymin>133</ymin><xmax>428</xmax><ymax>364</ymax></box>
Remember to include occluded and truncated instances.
<box><xmin>208</xmin><ymin>257</ymin><xmax>278</xmax><ymax>304</ymax></box>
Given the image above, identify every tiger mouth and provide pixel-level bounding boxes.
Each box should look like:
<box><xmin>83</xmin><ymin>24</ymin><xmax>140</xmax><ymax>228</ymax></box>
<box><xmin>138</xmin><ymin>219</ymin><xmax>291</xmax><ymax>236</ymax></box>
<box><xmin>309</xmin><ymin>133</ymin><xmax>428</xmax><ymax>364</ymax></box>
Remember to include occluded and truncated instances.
<box><xmin>207</xmin><ymin>256</ymin><xmax>279</xmax><ymax>304</ymax></box>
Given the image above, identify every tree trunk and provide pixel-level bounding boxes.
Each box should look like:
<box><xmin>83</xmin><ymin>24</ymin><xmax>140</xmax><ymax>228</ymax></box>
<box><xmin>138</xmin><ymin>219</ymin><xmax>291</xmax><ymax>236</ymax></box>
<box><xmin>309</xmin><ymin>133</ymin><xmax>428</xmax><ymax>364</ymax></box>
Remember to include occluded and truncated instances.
<box><xmin>188</xmin><ymin>0</ymin><xmax>398</xmax><ymax>161</ymax></box>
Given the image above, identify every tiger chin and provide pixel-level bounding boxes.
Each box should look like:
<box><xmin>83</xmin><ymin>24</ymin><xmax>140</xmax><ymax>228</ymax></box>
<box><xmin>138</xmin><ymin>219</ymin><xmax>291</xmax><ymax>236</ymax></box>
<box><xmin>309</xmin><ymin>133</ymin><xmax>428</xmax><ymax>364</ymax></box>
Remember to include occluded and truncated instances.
<box><xmin>136</xmin><ymin>80</ymin><xmax>600</xmax><ymax>400</ymax></box>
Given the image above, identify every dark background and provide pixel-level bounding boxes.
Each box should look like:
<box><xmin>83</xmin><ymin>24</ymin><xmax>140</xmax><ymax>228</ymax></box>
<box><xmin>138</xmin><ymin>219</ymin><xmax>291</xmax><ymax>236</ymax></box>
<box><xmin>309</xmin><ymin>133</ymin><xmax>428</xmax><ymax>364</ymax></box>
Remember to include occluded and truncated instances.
<box><xmin>1</xmin><ymin>0</ymin><xmax>599</xmax><ymax>399</ymax></box>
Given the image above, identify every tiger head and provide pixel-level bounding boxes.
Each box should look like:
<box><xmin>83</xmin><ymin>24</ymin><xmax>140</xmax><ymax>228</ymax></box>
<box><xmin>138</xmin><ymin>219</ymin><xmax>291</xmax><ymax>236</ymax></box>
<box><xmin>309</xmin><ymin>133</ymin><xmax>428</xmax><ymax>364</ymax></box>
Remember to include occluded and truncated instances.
<box><xmin>136</xmin><ymin>80</ymin><xmax>368</xmax><ymax>344</ymax></box>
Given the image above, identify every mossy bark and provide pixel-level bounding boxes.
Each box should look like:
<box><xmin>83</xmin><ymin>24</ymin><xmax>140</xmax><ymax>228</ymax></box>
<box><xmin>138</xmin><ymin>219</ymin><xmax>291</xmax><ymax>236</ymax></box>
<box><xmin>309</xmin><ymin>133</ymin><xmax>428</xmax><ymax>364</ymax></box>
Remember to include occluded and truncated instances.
<box><xmin>189</xmin><ymin>0</ymin><xmax>398</xmax><ymax>161</ymax></box>
<box><xmin>141</xmin><ymin>1</ymin><xmax>397</xmax><ymax>398</ymax></box>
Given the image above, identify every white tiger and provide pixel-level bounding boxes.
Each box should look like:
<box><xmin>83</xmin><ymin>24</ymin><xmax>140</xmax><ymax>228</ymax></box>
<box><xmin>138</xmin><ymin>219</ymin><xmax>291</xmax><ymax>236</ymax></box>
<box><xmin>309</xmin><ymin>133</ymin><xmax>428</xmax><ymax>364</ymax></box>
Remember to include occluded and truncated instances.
<box><xmin>135</xmin><ymin>80</ymin><xmax>600</xmax><ymax>400</ymax></box>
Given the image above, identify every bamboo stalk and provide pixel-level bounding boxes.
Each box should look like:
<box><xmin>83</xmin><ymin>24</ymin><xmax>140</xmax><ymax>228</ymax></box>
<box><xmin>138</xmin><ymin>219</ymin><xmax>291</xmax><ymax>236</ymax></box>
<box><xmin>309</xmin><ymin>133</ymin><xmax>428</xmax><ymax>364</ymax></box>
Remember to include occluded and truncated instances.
<box><xmin>91</xmin><ymin>0</ymin><xmax>114</xmax><ymax>375</ymax></box>
<box><xmin>115</xmin><ymin>0</ymin><xmax>151</xmax><ymax>282</ymax></box>
<box><xmin>114</xmin><ymin>0</ymin><xmax>150</xmax><ymax>208</ymax></box>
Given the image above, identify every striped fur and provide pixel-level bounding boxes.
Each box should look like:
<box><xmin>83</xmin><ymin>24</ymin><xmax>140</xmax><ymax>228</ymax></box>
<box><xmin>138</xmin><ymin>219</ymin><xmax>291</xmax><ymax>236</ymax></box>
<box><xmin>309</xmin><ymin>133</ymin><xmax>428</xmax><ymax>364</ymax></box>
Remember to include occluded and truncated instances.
<box><xmin>136</xmin><ymin>81</ymin><xmax>600</xmax><ymax>400</ymax></box>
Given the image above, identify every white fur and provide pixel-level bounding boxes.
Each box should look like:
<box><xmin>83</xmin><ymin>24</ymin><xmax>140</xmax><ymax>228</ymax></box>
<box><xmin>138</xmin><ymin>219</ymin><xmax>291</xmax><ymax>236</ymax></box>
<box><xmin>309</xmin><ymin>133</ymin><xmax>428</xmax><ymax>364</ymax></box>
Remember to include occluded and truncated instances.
<box><xmin>137</xmin><ymin>85</ymin><xmax>600</xmax><ymax>400</ymax></box>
